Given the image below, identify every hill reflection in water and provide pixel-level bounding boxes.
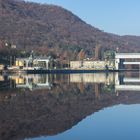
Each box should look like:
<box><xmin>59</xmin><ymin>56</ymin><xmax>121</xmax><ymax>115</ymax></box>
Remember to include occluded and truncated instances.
<box><xmin>0</xmin><ymin>72</ymin><xmax>140</xmax><ymax>140</ymax></box>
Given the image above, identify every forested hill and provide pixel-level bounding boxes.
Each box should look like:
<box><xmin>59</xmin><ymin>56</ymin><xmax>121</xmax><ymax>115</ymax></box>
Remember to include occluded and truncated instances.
<box><xmin>0</xmin><ymin>0</ymin><xmax>140</xmax><ymax>58</ymax></box>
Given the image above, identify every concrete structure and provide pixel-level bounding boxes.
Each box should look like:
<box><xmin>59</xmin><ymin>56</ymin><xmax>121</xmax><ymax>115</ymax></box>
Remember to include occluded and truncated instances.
<box><xmin>33</xmin><ymin>58</ymin><xmax>50</xmax><ymax>69</ymax></box>
<box><xmin>115</xmin><ymin>53</ymin><xmax>140</xmax><ymax>70</ymax></box>
<box><xmin>70</xmin><ymin>61</ymin><xmax>111</xmax><ymax>69</ymax></box>
<box><xmin>70</xmin><ymin>61</ymin><xmax>83</xmax><ymax>69</ymax></box>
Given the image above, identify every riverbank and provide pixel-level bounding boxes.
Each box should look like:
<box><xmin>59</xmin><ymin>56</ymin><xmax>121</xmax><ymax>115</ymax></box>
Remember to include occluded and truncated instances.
<box><xmin>27</xmin><ymin>69</ymin><xmax>119</xmax><ymax>74</ymax></box>
<box><xmin>1</xmin><ymin>69</ymin><xmax>140</xmax><ymax>75</ymax></box>
<box><xmin>1</xmin><ymin>69</ymin><xmax>114</xmax><ymax>74</ymax></box>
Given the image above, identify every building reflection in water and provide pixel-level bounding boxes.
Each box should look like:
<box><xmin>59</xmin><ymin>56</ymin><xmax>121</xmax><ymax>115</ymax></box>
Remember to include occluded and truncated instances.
<box><xmin>0</xmin><ymin>72</ymin><xmax>140</xmax><ymax>140</ymax></box>
<box><xmin>9</xmin><ymin>75</ymin><xmax>52</xmax><ymax>90</ymax></box>
<box><xmin>1</xmin><ymin>73</ymin><xmax>116</xmax><ymax>96</ymax></box>
<box><xmin>115</xmin><ymin>72</ymin><xmax>140</xmax><ymax>91</ymax></box>
<box><xmin>1</xmin><ymin>72</ymin><xmax>140</xmax><ymax>92</ymax></box>
<box><xmin>70</xmin><ymin>73</ymin><xmax>114</xmax><ymax>84</ymax></box>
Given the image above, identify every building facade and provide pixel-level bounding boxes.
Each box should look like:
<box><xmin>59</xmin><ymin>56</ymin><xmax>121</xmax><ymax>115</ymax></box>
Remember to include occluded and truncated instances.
<box><xmin>15</xmin><ymin>56</ymin><xmax>51</xmax><ymax>70</ymax></box>
<box><xmin>70</xmin><ymin>60</ymin><xmax>113</xmax><ymax>70</ymax></box>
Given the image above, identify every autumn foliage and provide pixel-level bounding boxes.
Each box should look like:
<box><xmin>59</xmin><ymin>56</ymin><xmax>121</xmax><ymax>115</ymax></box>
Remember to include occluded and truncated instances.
<box><xmin>0</xmin><ymin>0</ymin><xmax>140</xmax><ymax>60</ymax></box>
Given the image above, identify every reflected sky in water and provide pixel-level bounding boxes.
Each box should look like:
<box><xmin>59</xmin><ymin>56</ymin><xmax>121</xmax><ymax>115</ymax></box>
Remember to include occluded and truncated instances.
<box><xmin>28</xmin><ymin>105</ymin><xmax>140</xmax><ymax>140</ymax></box>
<box><xmin>0</xmin><ymin>72</ymin><xmax>140</xmax><ymax>140</ymax></box>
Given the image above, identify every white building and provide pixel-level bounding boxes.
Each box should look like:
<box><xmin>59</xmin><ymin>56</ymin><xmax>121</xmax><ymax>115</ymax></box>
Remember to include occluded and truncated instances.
<box><xmin>70</xmin><ymin>61</ymin><xmax>110</xmax><ymax>69</ymax></box>
<box><xmin>15</xmin><ymin>56</ymin><xmax>51</xmax><ymax>70</ymax></box>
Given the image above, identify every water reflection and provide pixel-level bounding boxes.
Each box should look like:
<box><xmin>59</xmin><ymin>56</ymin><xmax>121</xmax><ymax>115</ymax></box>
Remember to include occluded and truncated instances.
<box><xmin>1</xmin><ymin>72</ymin><xmax>140</xmax><ymax>92</ymax></box>
<box><xmin>0</xmin><ymin>72</ymin><xmax>140</xmax><ymax>140</ymax></box>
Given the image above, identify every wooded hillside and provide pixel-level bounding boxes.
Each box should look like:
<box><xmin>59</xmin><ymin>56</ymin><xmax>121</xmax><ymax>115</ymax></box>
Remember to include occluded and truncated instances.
<box><xmin>0</xmin><ymin>0</ymin><xmax>140</xmax><ymax>59</ymax></box>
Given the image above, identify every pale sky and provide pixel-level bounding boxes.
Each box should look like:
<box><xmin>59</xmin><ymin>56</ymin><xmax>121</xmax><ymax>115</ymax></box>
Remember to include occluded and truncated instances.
<box><xmin>26</xmin><ymin>0</ymin><xmax>140</xmax><ymax>36</ymax></box>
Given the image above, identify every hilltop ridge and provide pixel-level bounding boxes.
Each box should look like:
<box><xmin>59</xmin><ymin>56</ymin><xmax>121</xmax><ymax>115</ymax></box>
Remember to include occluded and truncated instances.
<box><xmin>0</xmin><ymin>0</ymin><xmax>140</xmax><ymax>58</ymax></box>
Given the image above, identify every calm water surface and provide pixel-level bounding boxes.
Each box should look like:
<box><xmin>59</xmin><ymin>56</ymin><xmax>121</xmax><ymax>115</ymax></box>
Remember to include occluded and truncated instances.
<box><xmin>0</xmin><ymin>72</ymin><xmax>140</xmax><ymax>140</ymax></box>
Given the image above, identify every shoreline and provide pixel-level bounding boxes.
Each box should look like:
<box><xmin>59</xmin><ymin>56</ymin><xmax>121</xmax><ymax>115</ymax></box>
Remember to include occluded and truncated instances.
<box><xmin>1</xmin><ymin>69</ymin><xmax>140</xmax><ymax>74</ymax></box>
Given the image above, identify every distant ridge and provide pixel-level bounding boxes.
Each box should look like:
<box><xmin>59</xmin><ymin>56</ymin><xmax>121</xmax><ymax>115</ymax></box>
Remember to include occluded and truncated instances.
<box><xmin>0</xmin><ymin>0</ymin><xmax>140</xmax><ymax>57</ymax></box>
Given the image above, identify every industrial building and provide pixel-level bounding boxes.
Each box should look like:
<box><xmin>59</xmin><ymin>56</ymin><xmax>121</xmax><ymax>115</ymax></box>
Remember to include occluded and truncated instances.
<box><xmin>70</xmin><ymin>60</ymin><xmax>114</xmax><ymax>70</ymax></box>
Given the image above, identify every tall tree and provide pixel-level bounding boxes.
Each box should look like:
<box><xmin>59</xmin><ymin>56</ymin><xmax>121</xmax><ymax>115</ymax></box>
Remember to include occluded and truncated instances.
<box><xmin>78</xmin><ymin>49</ymin><xmax>85</xmax><ymax>60</ymax></box>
